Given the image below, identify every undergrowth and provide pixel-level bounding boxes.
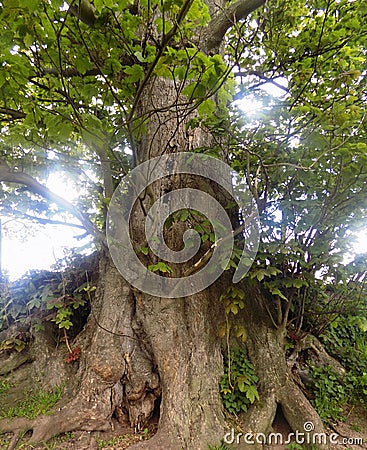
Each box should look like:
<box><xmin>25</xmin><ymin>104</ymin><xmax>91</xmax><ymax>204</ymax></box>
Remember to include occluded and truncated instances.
<box><xmin>311</xmin><ymin>319</ymin><xmax>367</xmax><ymax>422</ymax></box>
<box><xmin>0</xmin><ymin>378</ymin><xmax>11</xmax><ymax>397</ymax></box>
<box><xmin>208</xmin><ymin>444</ymin><xmax>230</xmax><ymax>450</ymax></box>
<box><xmin>0</xmin><ymin>385</ymin><xmax>63</xmax><ymax>419</ymax></box>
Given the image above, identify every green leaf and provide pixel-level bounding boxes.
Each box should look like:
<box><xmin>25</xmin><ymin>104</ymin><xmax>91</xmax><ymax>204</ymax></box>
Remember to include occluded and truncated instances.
<box><xmin>179</xmin><ymin>209</ymin><xmax>189</xmax><ymax>221</ymax></box>
<box><xmin>23</xmin><ymin>34</ymin><xmax>34</xmax><ymax>48</ymax></box>
<box><xmin>124</xmin><ymin>65</ymin><xmax>144</xmax><ymax>82</ymax></box>
<box><xmin>269</xmin><ymin>287</ymin><xmax>288</xmax><ymax>301</ymax></box>
<box><xmin>148</xmin><ymin>262</ymin><xmax>173</xmax><ymax>273</ymax></box>
<box><xmin>244</xmin><ymin>385</ymin><xmax>260</xmax><ymax>403</ymax></box>
<box><xmin>198</xmin><ymin>99</ymin><xmax>215</xmax><ymax>117</ymax></box>
<box><xmin>58</xmin><ymin>320</ymin><xmax>73</xmax><ymax>330</ymax></box>
<box><xmin>134</xmin><ymin>51</ymin><xmax>146</xmax><ymax>63</ymax></box>
<box><xmin>74</xmin><ymin>58</ymin><xmax>93</xmax><ymax>75</ymax></box>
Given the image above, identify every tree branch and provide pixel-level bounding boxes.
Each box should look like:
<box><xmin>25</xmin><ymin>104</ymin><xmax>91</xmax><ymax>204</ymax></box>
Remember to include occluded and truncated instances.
<box><xmin>0</xmin><ymin>159</ymin><xmax>103</xmax><ymax>242</ymax></box>
<box><xmin>234</xmin><ymin>70</ymin><xmax>289</xmax><ymax>96</ymax></box>
<box><xmin>68</xmin><ymin>0</ymin><xmax>97</xmax><ymax>27</ymax></box>
<box><xmin>39</xmin><ymin>67</ymin><xmax>101</xmax><ymax>77</ymax></box>
<box><xmin>0</xmin><ymin>108</ymin><xmax>26</xmax><ymax>121</ymax></box>
<box><xmin>2</xmin><ymin>210</ymin><xmax>86</xmax><ymax>230</ymax></box>
<box><xmin>204</xmin><ymin>0</ymin><xmax>266</xmax><ymax>51</ymax></box>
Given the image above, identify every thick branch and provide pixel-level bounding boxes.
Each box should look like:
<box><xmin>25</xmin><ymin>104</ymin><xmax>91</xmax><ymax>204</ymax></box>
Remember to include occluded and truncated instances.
<box><xmin>205</xmin><ymin>0</ymin><xmax>266</xmax><ymax>51</ymax></box>
<box><xmin>0</xmin><ymin>107</ymin><xmax>26</xmax><ymax>121</ymax></box>
<box><xmin>0</xmin><ymin>160</ymin><xmax>102</xmax><ymax>241</ymax></box>
<box><xmin>2</xmin><ymin>210</ymin><xmax>86</xmax><ymax>230</ymax></box>
<box><xmin>68</xmin><ymin>0</ymin><xmax>97</xmax><ymax>26</ymax></box>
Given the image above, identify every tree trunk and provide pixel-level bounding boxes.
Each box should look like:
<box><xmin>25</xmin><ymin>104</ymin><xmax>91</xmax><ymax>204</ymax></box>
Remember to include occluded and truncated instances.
<box><xmin>130</xmin><ymin>288</ymin><xmax>226</xmax><ymax>449</ymax></box>
<box><xmin>126</xmin><ymin>75</ymin><xmax>229</xmax><ymax>449</ymax></box>
<box><xmin>0</xmin><ymin>252</ymin><xmax>160</xmax><ymax>447</ymax></box>
<box><xmin>238</xmin><ymin>282</ymin><xmax>329</xmax><ymax>450</ymax></box>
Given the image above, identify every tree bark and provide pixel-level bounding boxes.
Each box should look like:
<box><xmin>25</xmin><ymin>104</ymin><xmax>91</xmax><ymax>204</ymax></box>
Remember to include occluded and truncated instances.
<box><xmin>129</xmin><ymin>288</ymin><xmax>226</xmax><ymax>449</ymax></box>
<box><xmin>125</xmin><ymin>75</ymin><xmax>229</xmax><ymax>448</ymax></box>
<box><xmin>0</xmin><ymin>252</ymin><xmax>160</xmax><ymax>446</ymax></box>
<box><xmin>238</xmin><ymin>282</ymin><xmax>329</xmax><ymax>450</ymax></box>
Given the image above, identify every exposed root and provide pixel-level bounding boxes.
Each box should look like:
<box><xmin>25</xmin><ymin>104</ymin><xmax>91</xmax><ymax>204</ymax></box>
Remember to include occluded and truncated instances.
<box><xmin>241</xmin><ymin>390</ymin><xmax>277</xmax><ymax>434</ymax></box>
<box><xmin>280</xmin><ymin>382</ymin><xmax>329</xmax><ymax>450</ymax></box>
<box><xmin>238</xmin><ymin>380</ymin><xmax>330</xmax><ymax>450</ymax></box>
<box><xmin>237</xmin><ymin>393</ymin><xmax>278</xmax><ymax>450</ymax></box>
<box><xmin>0</xmin><ymin>401</ymin><xmax>111</xmax><ymax>450</ymax></box>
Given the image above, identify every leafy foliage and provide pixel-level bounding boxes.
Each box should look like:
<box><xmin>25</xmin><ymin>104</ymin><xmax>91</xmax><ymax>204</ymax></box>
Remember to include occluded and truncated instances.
<box><xmin>224</xmin><ymin>0</ymin><xmax>367</xmax><ymax>337</ymax></box>
<box><xmin>317</xmin><ymin>321</ymin><xmax>367</xmax><ymax>413</ymax></box>
<box><xmin>309</xmin><ymin>366</ymin><xmax>347</xmax><ymax>422</ymax></box>
<box><xmin>0</xmin><ymin>253</ymin><xmax>97</xmax><ymax>353</ymax></box>
<box><xmin>220</xmin><ymin>348</ymin><xmax>259</xmax><ymax>414</ymax></box>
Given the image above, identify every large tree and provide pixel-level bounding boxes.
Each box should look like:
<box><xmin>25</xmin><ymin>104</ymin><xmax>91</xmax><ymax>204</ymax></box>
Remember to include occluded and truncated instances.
<box><xmin>0</xmin><ymin>0</ymin><xmax>367</xmax><ymax>449</ymax></box>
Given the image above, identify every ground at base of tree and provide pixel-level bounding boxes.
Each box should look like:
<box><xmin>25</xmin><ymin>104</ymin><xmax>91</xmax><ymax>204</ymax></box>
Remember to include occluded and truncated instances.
<box><xmin>0</xmin><ymin>418</ymin><xmax>158</xmax><ymax>450</ymax></box>
<box><xmin>0</xmin><ymin>407</ymin><xmax>366</xmax><ymax>450</ymax></box>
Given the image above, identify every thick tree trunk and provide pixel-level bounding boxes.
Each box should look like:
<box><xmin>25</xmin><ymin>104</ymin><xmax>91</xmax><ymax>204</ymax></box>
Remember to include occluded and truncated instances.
<box><xmin>130</xmin><ymin>288</ymin><xmax>226</xmax><ymax>449</ymax></box>
<box><xmin>0</xmin><ymin>252</ymin><xmax>160</xmax><ymax>447</ymax></box>
<box><xmin>238</xmin><ymin>282</ymin><xmax>329</xmax><ymax>450</ymax></box>
<box><xmin>124</xmin><ymin>75</ymin><xmax>229</xmax><ymax>448</ymax></box>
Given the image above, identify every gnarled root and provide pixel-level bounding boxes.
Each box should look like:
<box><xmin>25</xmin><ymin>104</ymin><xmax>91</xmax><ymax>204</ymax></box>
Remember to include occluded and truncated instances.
<box><xmin>235</xmin><ymin>379</ymin><xmax>330</xmax><ymax>450</ymax></box>
<box><xmin>0</xmin><ymin>397</ymin><xmax>111</xmax><ymax>450</ymax></box>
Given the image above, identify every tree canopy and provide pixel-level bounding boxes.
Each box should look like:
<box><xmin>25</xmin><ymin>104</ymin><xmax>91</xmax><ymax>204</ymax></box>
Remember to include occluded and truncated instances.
<box><xmin>1</xmin><ymin>0</ymin><xmax>366</xmax><ymax>306</ymax></box>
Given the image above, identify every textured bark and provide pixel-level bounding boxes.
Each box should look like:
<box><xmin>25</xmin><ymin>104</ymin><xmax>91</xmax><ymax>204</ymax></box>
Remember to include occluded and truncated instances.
<box><xmin>125</xmin><ymin>74</ymin><xmax>229</xmax><ymax>449</ymax></box>
<box><xmin>237</xmin><ymin>283</ymin><xmax>330</xmax><ymax>450</ymax></box>
<box><xmin>129</xmin><ymin>289</ymin><xmax>226</xmax><ymax>449</ymax></box>
<box><xmin>0</xmin><ymin>252</ymin><xmax>159</xmax><ymax>447</ymax></box>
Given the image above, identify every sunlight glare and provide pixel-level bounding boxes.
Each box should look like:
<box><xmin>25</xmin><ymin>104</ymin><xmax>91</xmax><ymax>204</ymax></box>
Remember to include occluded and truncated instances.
<box><xmin>1</xmin><ymin>172</ymin><xmax>92</xmax><ymax>280</ymax></box>
<box><xmin>354</xmin><ymin>229</ymin><xmax>367</xmax><ymax>254</ymax></box>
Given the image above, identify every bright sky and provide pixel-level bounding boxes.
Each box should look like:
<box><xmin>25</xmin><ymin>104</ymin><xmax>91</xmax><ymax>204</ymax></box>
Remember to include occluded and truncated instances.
<box><xmin>356</xmin><ymin>230</ymin><xmax>367</xmax><ymax>254</ymax></box>
<box><xmin>1</xmin><ymin>173</ymin><xmax>92</xmax><ymax>280</ymax></box>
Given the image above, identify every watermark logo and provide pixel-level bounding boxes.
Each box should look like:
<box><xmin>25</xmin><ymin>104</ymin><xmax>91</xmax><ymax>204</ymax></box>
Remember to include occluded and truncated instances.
<box><xmin>224</xmin><ymin>421</ymin><xmax>364</xmax><ymax>446</ymax></box>
<box><xmin>107</xmin><ymin>152</ymin><xmax>259</xmax><ymax>298</ymax></box>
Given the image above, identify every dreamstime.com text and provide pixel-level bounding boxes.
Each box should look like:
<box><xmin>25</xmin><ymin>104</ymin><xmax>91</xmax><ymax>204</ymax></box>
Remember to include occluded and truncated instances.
<box><xmin>224</xmin><ymin>422</ymin><xmax>363</xmax><ymax>446</ymax></box>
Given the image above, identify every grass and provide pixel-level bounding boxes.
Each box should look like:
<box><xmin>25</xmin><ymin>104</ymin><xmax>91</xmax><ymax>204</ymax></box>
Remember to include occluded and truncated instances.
<box><xmin>0</xmin><ymin>385</ymin><xmax>63</xmax><ymax>419</ymax></box>
<box><xmin>0</xmin><ymin>378</ymin><xmax>11</xmax><ymax>396</ymax></box>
